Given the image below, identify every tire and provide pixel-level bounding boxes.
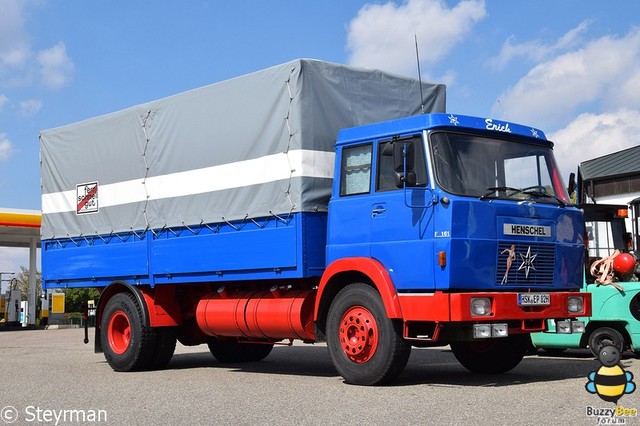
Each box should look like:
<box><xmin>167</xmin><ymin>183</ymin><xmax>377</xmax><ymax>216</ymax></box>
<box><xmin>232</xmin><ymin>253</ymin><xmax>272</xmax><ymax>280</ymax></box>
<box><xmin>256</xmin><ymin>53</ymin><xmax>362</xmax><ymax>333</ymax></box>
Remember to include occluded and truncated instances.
<box><xmin>326</xmin><ymin>283</ymin><xmax>411</xmax><ymax>386</ymax></box>
<box><xmin>207</xmin><ymin>340</ymin><xmax>274</xmax><ymax>363</ymax></box>
<box><xmin>450</xmin><ymin>334</ymin><xmax>528</xmax><ymax>374</ymax></box>
<box><xmin>151</xmin><ymin>327</ymin><xmax>177</xmax><ymax>370</ymax></box>
<box><xmin>589</xmin><ymin>327</ymin><xmax>625</xmax><ymax>357</ymax></box>
<box><xmin>101</xmin><ymin>292</ymin><xmax>157</xmax><ymax>372</ymax></box>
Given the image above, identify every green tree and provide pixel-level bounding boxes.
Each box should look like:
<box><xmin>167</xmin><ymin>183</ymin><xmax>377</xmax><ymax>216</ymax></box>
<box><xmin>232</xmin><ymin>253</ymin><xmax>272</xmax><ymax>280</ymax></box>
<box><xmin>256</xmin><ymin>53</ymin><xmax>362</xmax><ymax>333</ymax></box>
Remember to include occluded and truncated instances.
<box><xmin>15</xmin><ymin>266</ymin><xmax>42</xmax><ymax>302</ymax></box>
<box><xmin>63</xmin><ymin>288</ymin><xmax>100</xmax><ymax>312</ymax></box>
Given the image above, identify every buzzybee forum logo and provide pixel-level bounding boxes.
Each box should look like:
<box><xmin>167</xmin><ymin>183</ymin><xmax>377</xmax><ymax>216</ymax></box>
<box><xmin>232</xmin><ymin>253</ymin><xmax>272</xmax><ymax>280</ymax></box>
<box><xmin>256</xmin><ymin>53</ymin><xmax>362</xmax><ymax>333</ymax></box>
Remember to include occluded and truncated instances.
<box><xmin>585</xmin><ymin>345</ymin><xmax>637</xmax><ymax>424</ymax></box>
<box><xmin>586</xmin><ymin>345</ymin><xmax>635</xmax><ymax>403</ymax></box>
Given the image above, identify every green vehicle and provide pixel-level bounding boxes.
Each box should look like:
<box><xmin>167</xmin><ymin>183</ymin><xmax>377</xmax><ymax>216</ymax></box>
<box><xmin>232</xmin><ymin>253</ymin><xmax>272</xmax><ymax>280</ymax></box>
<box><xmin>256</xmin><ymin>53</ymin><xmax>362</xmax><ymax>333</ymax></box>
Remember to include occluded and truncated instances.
<box><xmin>531</xmin><ymin>203</ymin><xmax>640</xmax><ymax>356</ymax></box>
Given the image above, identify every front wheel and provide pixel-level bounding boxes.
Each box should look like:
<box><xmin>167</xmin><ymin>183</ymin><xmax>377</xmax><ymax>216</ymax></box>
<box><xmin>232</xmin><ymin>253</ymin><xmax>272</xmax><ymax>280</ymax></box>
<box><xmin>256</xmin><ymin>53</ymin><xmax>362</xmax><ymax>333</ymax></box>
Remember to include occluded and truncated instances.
<box><xmin>450</xmin><ymin>334</ymin><xmax>528</xmax><ymax>374</ymax></box>
<box><xmin>326</xmin><ymin>283</ymin><xmax>411</xmax><ymax>386</ymax></box>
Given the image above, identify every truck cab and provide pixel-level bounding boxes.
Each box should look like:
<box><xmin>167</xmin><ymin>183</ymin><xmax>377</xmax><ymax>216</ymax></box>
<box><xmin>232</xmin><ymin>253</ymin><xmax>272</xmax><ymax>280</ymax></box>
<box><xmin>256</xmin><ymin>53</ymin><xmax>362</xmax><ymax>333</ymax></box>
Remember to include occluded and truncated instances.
<box><xmin>329</xmin><ymin>113</ymin><xmax>582</xmax><ymax>294</ymax></box>
<box><xmin>531</xmin><ymin>204</ymin><xmax>640</xmax><ymax>355</ymax></box>
<box><xmin>322</xmin><ymin>113</ymin><xmax>588</xmax><ymax>377</ymax></box>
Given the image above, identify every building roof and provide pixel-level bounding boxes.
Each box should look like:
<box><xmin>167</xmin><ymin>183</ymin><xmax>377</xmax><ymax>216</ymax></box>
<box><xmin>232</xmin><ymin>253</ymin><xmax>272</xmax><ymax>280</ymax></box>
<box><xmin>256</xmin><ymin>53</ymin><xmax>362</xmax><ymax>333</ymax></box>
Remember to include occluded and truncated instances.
<box><xmin>580</xmin><ymin>145</ymin><xmax>640</xmax><ymax>181</ymax></box>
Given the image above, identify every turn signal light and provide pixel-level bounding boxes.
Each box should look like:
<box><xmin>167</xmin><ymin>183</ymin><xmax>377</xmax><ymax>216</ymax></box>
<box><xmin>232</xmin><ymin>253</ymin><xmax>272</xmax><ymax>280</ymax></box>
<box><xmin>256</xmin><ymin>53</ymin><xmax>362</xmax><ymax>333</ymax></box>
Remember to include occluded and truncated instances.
<box><xmin>438</xmin><ymin>251</ymin><xmax>446</xmax><ymax>267</ymax></box>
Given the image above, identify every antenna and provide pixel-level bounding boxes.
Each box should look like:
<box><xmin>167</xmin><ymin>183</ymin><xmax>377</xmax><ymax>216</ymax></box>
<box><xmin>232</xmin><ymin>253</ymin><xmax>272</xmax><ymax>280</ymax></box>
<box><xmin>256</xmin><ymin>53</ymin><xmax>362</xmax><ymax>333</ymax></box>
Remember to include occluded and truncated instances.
<box><xmin>497</xmin><ymin>99</ymin><xmax>509</xmax><ymax>121</ymax></box>
<box><xmin>415</xmin><ymin>34</ymin><xmax>425</xmax><ymax>114</ymax></box>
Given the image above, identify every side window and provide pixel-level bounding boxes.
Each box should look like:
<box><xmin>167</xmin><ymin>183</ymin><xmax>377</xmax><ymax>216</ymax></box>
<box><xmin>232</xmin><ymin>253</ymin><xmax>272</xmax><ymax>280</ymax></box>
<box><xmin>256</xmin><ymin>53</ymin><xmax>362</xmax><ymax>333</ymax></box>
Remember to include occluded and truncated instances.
<box><xmin>376</xmin><ymin>136</ymin><xmax>428</xmax><ymax>192</ymax></box>
<box><xmin>340</xmin><ymin>144</ymin><xmax>372</xmax><ymax>196</ymax></box>
<box><xmin>377</xmin><ymin>142</ymin><xmax>397</xmax><ymax>192</ymax></box>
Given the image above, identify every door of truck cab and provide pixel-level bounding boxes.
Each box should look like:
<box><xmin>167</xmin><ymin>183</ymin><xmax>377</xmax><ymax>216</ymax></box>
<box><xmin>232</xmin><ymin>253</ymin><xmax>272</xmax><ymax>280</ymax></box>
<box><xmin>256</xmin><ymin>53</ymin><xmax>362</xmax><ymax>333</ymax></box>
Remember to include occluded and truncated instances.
<box><xmin>369</xmin><ymin>135</ymin><xmax>435</xmax><ymax>291</ymax></box>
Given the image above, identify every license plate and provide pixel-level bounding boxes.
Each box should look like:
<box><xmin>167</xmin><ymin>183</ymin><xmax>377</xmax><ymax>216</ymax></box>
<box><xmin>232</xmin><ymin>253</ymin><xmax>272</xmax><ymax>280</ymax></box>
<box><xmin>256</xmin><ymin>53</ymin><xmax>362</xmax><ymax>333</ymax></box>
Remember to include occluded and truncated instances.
<box><xmin>518</xmin><ymin>293</ymin><xmax>550</xmax><ymax>306</ymax></box>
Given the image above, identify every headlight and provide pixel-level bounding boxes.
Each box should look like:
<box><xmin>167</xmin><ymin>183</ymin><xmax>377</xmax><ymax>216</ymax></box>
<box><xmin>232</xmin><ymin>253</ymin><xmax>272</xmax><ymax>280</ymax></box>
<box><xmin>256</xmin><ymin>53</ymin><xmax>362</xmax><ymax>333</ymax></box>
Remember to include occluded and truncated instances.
<box><xmin>568</xmin><ymin>296</ymin><xmax>584</xmax><ymax>313</ymax></box>
<box><xmin>572</xmin><ymin>321</ymin><xmax>586</xmax><ymax>333</ymax></box>
<box><xmin>470</xmin><ymin>297</ymin><xmax>491</xmax><ymax>316</ymax></box>
<box><xmin>556</xmin><ymin>320</ymin><xmax>571</xmax><ymax>333</ymax></box>
<box><xmin>473</xmin><ymin>324</ymin><xmax>492</xmax><ymax>338</ymax></box>
<box><xmin>473</xmin><ymin>323</ymin><xmax>508</xmax><ymax>338</ymax></box>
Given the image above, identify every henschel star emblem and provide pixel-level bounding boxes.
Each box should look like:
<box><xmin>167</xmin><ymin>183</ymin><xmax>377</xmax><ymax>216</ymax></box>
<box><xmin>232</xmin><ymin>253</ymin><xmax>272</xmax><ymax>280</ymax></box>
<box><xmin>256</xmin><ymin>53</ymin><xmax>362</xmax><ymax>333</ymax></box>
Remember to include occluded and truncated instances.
<box><xmin>518</xmin><ymin>246</ymin><xmax>537</xmax><ymax>279</ymax></box>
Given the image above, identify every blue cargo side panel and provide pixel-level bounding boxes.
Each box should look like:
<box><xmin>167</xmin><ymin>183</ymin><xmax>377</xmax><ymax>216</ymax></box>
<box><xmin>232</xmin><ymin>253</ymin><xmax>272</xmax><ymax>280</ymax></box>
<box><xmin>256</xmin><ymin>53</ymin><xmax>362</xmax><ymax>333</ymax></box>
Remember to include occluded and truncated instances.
<box><xmin>42</xmin><ymin>213</ymin><xmax>328</xmax><ymax>288</ymax></box>
<box><xmin>150</xmin><ymin>213</ymin><xmax>326</xmax><ymax>284</ymax></box>
<box><xmin>151</xmin><ymin>225</ymin><xmax>298</xmax><ymax>281</ymax></box>
<box><xmin>42</xmin><ymin>236</ymin><xmax>149</xmax><ymax>289</ymax></box>
<box><xmin>149</xmin><ymin>213</ymin><xmax>327</xmax><ymax>283</ymax></box>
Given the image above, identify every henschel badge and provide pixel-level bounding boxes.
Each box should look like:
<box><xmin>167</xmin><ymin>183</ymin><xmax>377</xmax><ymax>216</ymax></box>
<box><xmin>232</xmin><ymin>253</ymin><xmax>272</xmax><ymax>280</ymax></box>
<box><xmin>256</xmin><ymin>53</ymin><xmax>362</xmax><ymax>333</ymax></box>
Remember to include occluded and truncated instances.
<box><xmin>518</xmin><ymin>246</ymin><xmax>537</xmax><ymax>279</ymax></box>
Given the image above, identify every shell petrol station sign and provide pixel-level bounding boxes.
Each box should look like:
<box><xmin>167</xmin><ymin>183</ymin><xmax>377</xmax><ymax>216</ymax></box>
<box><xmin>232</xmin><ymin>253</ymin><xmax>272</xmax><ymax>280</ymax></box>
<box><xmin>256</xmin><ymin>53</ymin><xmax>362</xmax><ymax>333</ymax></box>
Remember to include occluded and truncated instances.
<box><xmin>0</xmin><ymin>208</ymin><xmax>41</xmax><ymax>325</ymax></box>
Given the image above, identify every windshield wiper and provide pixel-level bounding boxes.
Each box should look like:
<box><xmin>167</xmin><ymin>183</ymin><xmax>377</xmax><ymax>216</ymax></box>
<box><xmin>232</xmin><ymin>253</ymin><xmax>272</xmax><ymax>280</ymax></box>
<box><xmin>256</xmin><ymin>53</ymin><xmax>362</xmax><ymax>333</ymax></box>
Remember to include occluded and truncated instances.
<box><xmin>521</xmin><ymin>189</ymin><xmax>566</xmax><ymax>206</ymax></box>
<box><xmin>480</xmin><ymin>186</ymin><xmax>566</xmax><ymax>206</ymax></box>
<box><xmin>480</xmin><ymin>186</ymin><xmax>522</xmax><ymax>200</ymax></box>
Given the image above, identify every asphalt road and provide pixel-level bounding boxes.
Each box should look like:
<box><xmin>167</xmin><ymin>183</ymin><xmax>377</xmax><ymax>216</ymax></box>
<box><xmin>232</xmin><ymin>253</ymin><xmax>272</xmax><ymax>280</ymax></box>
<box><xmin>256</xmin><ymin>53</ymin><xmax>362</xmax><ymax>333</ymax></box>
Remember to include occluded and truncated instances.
<box><xmin>1</xmin><ymin>328</ymin><xmax>639</xmax><ymax>426</ymax></box>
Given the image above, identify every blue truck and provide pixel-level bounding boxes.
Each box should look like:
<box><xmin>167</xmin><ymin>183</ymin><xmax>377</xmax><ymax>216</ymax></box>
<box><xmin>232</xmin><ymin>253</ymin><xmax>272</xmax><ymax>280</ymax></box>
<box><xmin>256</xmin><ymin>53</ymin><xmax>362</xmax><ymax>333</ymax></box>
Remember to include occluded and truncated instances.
<box><xmin>40</xmin><ymin>59</ymin><xmax>589</xmax><ymax>385</ymax></box>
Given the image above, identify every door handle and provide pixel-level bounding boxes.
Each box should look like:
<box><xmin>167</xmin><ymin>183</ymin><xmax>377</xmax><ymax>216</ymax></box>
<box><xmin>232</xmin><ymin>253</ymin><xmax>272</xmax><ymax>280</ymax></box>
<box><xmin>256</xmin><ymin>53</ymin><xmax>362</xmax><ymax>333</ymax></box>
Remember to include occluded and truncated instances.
<box><xmin>372</xmin><ymin>207</ymin><xmax>386</xmax><ymax>217</ymax></box>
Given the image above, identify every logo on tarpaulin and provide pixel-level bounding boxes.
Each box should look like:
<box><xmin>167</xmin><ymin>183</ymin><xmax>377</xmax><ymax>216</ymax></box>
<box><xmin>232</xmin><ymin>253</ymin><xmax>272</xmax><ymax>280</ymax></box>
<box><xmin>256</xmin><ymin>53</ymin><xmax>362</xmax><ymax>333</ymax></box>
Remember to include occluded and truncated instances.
<box><xmin>76</xmin><ymin>182</ymin><xmax>98</xmax><ymax>214</ymax></box>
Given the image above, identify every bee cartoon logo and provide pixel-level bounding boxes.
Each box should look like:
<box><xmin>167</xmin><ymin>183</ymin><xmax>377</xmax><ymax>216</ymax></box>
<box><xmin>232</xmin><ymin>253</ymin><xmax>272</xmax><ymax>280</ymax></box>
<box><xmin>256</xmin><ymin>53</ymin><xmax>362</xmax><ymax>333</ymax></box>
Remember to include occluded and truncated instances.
<box><xmin>586</xmin><ymin>345</ymin><xmax>635</xmax><ymax>403</ymax></box>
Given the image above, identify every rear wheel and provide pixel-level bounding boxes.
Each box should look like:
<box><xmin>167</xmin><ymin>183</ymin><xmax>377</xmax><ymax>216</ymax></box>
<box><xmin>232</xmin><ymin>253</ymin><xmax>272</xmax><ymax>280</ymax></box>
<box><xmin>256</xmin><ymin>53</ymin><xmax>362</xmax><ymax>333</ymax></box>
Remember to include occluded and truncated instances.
<box><xmin>151</xmin><ymin>327</ymin><xmax>177</xmax><ymax>369</ymax></box>
<box><xmin>101</xmin><ymin>292</ymin><xmax>156</xmax><ymax>372</ymax></box>
<box><xmin>207</xmin><ymin>340</ymin><xmax>274</xmax><ymax>363</ymax></box>
<box><xmin>326</xmin><ymin>283</ymin><xmax>411</xmax><ymax>386</ymax></box>
<box><xmin>589</xmin><ymin>327</ymin><xmax>624</xmax><ymax>357</ymax></box>
<box><xmin>450</xmin><ymin>334</ymin><xmax>528</xmax><ymax>374</ymax></box>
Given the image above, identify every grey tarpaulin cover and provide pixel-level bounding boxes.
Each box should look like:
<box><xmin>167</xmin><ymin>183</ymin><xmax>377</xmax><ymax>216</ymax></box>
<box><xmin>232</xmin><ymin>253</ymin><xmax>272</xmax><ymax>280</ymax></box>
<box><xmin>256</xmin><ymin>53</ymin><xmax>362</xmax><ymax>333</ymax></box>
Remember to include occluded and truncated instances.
<box><xmin>40</xmin><ymin>59</ymin><xmax>446</xmax><ymax>239</ymax></box>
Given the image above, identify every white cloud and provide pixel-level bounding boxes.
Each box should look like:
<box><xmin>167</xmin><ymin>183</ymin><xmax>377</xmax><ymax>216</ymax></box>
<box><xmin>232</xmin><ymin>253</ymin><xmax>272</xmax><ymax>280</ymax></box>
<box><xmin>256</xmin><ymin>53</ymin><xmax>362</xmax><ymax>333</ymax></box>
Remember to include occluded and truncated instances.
<box><xmin>0</xmin><ymin>94</ymin><xmax>8</xmax><ymax>110</ymax></box>
<box><xmin>0</xmin><ymin>133</ymin><xmax>13</xmax><ymax>161</ymax></box>
<box><xmin>0</xmin><ymin>247</ymin><xmax>30</xmax><ymax>280</ymax></box>
<box><xmin>0</xmin><ymin>1</ymin><xmax>74</xmax><ymax>89</ymax></box>
<box><xmin>489</xmin><ymin>20</ymin><xmax>592</xmax><ymax>70</ymax></box>
<box><xmin>37</xmin><ymin>42</ymin><xmax>74</xmax><ymax>88</ymax></box>
<box><xmin>493</xmin><ymin>27</ymin><xmax>640</xmax><ymax>128</ymax></box>
<box><xmin>0</xmin><ymin>0</ymin><xmax>29</xmax><ymax>70</ymax></box>
<box><xmin>347</xmin><ymin>0</ymin><xmax>486</xmax><ymax>76</ymax></box>
<box><xmin>19</xmin><ymin>99</ymin><xmax>42</xmax><ymax>116</ymax></box>
<box><xmin>0</xmin><ymin>0</ymin><xmax>32</xmax><ymax>86</ymax></box>
<box><xmin>549</xmin><ymin>109</ymin><xmax>640</xmax><ymax>178</ymax></box>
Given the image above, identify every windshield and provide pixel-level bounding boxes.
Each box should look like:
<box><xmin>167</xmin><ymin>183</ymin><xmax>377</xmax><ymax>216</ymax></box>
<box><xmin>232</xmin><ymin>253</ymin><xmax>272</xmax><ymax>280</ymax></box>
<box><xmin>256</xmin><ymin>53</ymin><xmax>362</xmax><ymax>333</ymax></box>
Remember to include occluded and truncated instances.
<box><xmin>430</xmin><ymin>131</ymin><xmax>570</xmax><ymax>205</ymax></box>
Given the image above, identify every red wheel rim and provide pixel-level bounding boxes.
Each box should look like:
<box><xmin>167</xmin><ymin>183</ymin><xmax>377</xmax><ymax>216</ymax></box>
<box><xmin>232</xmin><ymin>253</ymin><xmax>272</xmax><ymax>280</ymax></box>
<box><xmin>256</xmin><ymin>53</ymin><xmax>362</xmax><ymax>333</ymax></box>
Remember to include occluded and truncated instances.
<box><xmin>338</xmin><ymin>306</ymin><xmax>378</xmax><ymax>363</ymax></box>
<box><xmin>108</xmin><ymin>311</ymin><xmax>131</xmax><ymax>355</ymax></box>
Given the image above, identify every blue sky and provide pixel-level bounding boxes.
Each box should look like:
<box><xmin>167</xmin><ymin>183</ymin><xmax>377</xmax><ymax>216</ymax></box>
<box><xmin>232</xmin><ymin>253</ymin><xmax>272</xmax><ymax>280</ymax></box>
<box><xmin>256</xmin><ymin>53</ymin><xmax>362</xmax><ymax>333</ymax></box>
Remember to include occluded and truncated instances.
<box><xmin>1</xmin><ymin>0</ymin><xmax>640</xmax><ymax>271</ymax></box>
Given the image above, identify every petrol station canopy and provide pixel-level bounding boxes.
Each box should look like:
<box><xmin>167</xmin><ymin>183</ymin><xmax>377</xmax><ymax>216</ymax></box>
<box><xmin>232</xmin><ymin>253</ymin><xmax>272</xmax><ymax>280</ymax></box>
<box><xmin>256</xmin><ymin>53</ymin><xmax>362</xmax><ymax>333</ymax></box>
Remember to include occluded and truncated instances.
<box><xmin>0</xmin><ymin>208</ymin><xmax>41</xmax><ymax>325</ymax></box>
<box><xmin>0</xmin><ymin>208</ymin><xmax>41</xmax><ymax>248</ymax></box>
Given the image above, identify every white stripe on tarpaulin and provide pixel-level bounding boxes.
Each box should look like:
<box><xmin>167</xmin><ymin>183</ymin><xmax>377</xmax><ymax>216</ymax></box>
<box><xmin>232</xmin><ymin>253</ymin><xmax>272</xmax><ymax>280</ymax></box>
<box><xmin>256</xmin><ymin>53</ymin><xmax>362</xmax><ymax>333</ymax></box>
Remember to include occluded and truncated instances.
<box><xmin>42</xmin><ymin>149</ymin><xmax>335</xmax><ymax>215</ymax></box>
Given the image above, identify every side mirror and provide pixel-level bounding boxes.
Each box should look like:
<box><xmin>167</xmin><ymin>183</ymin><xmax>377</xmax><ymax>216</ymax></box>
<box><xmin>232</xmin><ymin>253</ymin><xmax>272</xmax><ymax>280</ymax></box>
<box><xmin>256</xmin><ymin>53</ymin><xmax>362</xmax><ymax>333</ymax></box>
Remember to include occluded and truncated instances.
<box><xmin>567</xmin><ymin>172</ymin><xmax>576</xmax><ymax>197</ymax></box>
<box><xmin>393</xmin><ymin>141</ymin><xmax>416</xmax><ymax>188</ymax></box>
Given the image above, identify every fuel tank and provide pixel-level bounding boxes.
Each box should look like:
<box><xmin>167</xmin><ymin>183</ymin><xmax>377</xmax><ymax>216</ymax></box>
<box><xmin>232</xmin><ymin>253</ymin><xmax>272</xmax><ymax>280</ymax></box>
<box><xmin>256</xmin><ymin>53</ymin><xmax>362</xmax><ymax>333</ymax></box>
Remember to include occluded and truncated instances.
<box><xmin>196</xmin><ymin>286</ymin><xmax>316</xmax><ymax>341</ymax></box>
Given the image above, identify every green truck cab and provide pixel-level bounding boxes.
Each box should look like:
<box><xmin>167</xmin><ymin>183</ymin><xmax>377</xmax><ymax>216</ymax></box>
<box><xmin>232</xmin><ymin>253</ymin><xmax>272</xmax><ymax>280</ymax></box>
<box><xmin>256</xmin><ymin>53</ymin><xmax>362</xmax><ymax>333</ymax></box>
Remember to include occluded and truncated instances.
<box><xmin>531</xmin><ymin>203</ymin><xmax>640</xmax><ymax>356</ymax></box>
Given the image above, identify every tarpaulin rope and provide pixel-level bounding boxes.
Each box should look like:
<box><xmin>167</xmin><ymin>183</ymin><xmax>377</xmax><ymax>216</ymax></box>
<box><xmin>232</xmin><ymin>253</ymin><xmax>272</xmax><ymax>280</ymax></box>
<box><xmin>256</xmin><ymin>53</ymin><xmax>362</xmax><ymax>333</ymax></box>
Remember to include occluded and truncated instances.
<box><xmin>281</xmin><ymin>67</ymin><xmax>297</xmax><ymax>215</ymax></box>
<box><xmin>590</xmin><ymin>249</ymin><xmax>624</xmax><ymax>291</ymax></box>
<box><xmin>140</xmin><ymin>110</ymin><xmax>154</xmax><ymax>232</ymax></box>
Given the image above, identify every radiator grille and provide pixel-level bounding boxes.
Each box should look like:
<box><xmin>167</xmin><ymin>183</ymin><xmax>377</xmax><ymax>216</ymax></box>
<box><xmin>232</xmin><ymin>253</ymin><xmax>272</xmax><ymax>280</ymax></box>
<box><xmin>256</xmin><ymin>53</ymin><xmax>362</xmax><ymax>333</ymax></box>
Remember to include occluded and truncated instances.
<box><xmin>496</xmin><ymin>242</ymin><xmax>555</xmax><ymax>286</ymax></box>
